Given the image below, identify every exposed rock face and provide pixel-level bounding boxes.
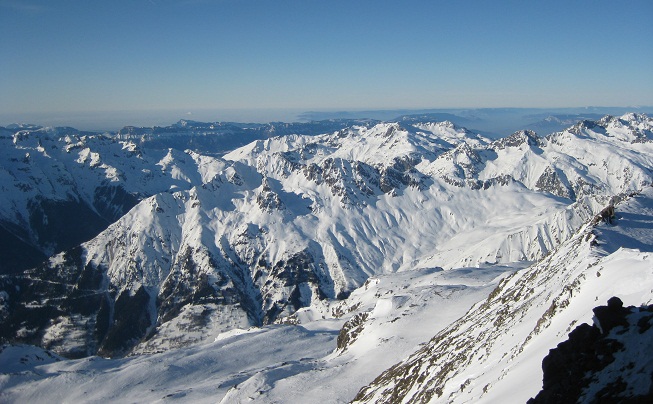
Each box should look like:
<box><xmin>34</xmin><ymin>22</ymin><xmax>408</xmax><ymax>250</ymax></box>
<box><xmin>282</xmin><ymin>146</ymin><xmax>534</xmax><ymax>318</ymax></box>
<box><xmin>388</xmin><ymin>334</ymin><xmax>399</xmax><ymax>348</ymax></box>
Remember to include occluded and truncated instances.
<box><xmin>0</xmin><ymin>247</ymin><xmax>106</xmax><ymax>358</ymax></box>
<box><xmin>535</xmin><ymin>166</ymin><xmax>575</xmax><ymax>200</ymax></box>
<box><xmin>594</xmin><ymin>204</ymin><xmax>616</xmax><ymax>225</ymax></box>
<box><xmin>492</xmin><ymin>129</ymin><xmax>543</xmax><ymax>150</ymax></box>
<box><xmin>0</xmin><ymin>212</ymin><xmax>337</xmax><ymax>357</ymax></box>
<box><xmin>529</xmin><ymin>298</ymin><xmax>653</xmax><ymax>404</ymax></box>
<box><xmin>592</xmin><ymin>296</ymin><xmax>630</xmax><ymax>334</ymax></box>
<box><xmin>336</xmin><ymin>312</ymin><xmax>370</xmax><ymax>352</ymax></box>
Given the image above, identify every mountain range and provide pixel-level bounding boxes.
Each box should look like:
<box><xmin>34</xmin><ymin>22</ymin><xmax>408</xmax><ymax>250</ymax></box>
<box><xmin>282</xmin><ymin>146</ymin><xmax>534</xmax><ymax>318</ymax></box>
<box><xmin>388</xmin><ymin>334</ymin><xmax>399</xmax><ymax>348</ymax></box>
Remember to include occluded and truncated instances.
<box><xmin>1</xmin><ymin>113</ymin><xmax>652</xmax><ymax>402</ymax></box>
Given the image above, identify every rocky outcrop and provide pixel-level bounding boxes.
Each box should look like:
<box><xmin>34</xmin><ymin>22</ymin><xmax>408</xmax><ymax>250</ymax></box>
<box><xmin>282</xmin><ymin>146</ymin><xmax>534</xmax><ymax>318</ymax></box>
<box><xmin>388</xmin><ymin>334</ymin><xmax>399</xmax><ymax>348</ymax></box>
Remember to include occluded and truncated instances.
<box><xmin>594</xmin><ymin>204</ymin><xmax>616</xmax><ymax>225</ymax></box>
<box><xmin>492</xmin><ymin>130</ymin><xmax>544</xmax><ymax>150</ymax></box>
<box><xmin>336</xmin><ymin>312</ymin><xmax>370</xmax><ymax>352</ymax></box>
<box><xmin>529</xmin><ymin>298</ymin><xmax>653</xmax><ymax>403</ymax></box>
<box><xmin>535</xmin><ymin>166</ymin><xmax>575</xmax><ymax>200</ymax></box>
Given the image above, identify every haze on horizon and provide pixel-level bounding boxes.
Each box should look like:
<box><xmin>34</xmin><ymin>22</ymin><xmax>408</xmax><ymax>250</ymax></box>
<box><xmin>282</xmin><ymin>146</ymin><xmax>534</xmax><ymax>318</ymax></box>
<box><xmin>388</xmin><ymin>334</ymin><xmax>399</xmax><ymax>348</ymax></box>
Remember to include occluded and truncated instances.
<box><xmin>1</xmin><ymin>0</ymin><xmax>652</xmax><ymax>129</ymax></box>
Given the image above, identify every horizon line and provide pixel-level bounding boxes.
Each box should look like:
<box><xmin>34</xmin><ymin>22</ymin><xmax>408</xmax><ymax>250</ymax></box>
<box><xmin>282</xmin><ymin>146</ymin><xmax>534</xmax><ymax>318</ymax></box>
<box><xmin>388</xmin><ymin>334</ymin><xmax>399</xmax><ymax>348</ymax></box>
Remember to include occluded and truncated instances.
<box><xmin>1</xmin><ymin>106</ymin><xmax>651</xmax><ymax>133</ymax></box>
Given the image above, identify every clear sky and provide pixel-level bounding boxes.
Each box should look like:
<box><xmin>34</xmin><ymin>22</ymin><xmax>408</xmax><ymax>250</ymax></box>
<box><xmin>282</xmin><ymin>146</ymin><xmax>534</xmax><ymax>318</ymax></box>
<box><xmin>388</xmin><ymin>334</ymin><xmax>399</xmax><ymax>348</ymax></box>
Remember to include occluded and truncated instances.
<box><xmin>1</xmin><ymin>0</ymin><xmax>652</xmax><ymax>126</ymax></box>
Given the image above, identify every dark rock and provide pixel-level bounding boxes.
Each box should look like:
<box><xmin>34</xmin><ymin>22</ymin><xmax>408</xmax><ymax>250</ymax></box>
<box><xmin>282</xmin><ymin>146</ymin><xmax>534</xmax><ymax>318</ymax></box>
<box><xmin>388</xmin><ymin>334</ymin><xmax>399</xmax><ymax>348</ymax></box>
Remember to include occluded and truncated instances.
<box><xmin>593</xmin><ymin>296</ymin><xmax>629</xmax><ymax>335</ymax></box>
<box><xmin>0</xmin><ymin>221</ymin><xmax>47</xmax><ymax>275</ymax></box>
<box><xmin>337</xmin><ymin>312</ymin><xmax>370</xmax><ymax>352</ymax></box>
<box><xmin>492</xmin><ymin>130</ymin><xmax>543</xmax><ymax>150</ymax></box>
<box><xmin>529</xmin><ymin>298</ymin><xmax>653</xmax><ymax>404</ymax></box>
<box><xmin>97</xmin><ymin>286</ymin><xmax>153</xmax><ymax>357</ymax></box>
<box><xmin>535</xmin><ymin>166</ymin><xmax>575</xmax><ymax>200</ymax></box>
<box><xmin>595</xmin><ymin>205</ymin><xmax>616</xmax><ymax>225</ymax></box>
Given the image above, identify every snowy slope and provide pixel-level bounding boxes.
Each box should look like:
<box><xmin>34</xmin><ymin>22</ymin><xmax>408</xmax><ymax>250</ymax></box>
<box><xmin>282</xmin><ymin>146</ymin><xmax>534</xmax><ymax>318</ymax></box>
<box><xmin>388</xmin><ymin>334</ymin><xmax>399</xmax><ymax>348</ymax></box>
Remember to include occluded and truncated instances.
<box><xmin>353</xmin><ymin>187</ymin><xmax>653</xmax><ymax>403</ymax></box>
<box><xmin>217</xmin><ymin>264</ymin><xmax>521</xmax><ymax>404</ymax></box>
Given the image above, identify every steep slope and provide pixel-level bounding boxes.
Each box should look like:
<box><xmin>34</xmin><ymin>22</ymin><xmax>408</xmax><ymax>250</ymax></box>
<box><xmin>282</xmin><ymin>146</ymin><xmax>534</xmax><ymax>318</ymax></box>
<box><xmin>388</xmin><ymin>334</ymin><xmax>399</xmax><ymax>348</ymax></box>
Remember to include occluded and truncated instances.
<box><xmin>0</xmin><ymin>114</ymin><xmax>651</xmax><ymax>358</ymax></box>
<box><xmin>353</xmin><ymin>186</ymin><xmax>653</xmax><ymax>403</ymax></box>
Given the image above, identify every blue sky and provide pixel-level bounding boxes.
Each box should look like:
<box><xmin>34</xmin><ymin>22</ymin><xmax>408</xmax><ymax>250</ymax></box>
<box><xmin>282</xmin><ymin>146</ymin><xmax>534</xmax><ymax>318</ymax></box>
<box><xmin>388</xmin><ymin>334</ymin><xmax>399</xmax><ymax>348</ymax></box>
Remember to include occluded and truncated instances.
<box><xmin>1</xmin><ymin>0</ymin><xmax>652</xmax><ymax>125</ymax></box>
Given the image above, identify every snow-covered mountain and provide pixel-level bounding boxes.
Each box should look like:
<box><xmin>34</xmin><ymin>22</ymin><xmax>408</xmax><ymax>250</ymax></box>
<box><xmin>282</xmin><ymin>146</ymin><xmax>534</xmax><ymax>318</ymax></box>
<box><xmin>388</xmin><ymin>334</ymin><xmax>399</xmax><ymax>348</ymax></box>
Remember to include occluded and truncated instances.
<box><xmin>0</xmin><ymin>125</ymin><xmax>218</xmax><ymax>274</ymax></box>
<box><xmin>1</xmin><ymin>168</ymin><xmax>652</xmax><ymax>404</ymax></box>
<box><xmin>0</xmin><ymin>119</ymin><xmax>368</xmax><ymax>275</ymax></box>
<box><xmin>1</xmin><ymin>114</ymin><xmax>652</xmax><ymax>358</ymax></box>
<box><xmin>0</xmin><ymin>113</ymin><xmax>652</xmax><ymax>402</ymax></box>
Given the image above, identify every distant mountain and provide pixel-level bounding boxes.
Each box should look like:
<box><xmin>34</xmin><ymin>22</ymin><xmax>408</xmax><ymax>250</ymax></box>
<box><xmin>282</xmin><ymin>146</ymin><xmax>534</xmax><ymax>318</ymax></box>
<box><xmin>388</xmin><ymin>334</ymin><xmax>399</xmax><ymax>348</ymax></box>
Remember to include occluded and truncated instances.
<box><xmin>0</xmin><ymin>119</ymin><xmax>378</xmax><ymax>275</ymax></box>
<box><xmin>117</xmin><ymin>119</ymin><xmax>377</xmax><ymax>156</ymax></box>
<box><xmin>0</xmin><ymin>125</ymin><xmax>204</xmax><ymax>274</ymax></box>
<box><xmin>300</xmin><ymin>107</ymin><xmax>653</xmax><ymax>137</ymax></box>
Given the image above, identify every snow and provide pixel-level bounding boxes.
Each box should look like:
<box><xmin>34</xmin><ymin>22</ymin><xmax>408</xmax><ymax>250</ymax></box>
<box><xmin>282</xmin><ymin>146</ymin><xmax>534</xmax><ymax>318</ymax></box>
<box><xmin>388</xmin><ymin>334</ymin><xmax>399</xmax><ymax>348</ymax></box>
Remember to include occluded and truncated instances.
<box><xmin>2</xmin><ymin>326</ymin><xmax>335</xmax><ymax>403</ymax></box>
<box><xmin>1</xmin><ymin>264</ymin><xmax>517</xmax><ymax>403</ymax></box>
<box><xmin>1</xmin><ymin>113</ymin><xmax>653</xmax><ymax>403</ymax></box>
<box><xmin>484</xmin><ymin>247</ymin><xmax>653</xmax><ymax>404</ymax></box>
<box><xmin>353</xmin><ymin>187</ymin><xmax>653</xmax><ymax>404</ymax></box>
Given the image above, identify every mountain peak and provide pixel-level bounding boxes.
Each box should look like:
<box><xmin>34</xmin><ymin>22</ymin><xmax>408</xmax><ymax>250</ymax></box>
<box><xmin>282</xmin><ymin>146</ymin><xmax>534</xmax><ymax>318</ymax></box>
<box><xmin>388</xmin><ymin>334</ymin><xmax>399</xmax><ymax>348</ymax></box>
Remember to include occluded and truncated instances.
<box><xmin>493</xmin><ymin>129</ymin><xmax>543</xmax><ymax>149</ymax></box>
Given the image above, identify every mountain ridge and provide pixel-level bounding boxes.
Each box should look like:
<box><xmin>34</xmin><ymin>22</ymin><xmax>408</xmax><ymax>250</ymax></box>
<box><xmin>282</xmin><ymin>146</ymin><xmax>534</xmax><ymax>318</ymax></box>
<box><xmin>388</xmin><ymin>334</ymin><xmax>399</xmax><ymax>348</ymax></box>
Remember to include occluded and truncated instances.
<box><xmin>353</xmin><ymin>186</ymin><xmax>653</xmax><ymax>403</ymax></box>
<box><xmin>0</xmin><ymin>113</ymin><xmax>652</xmax><ymax>402</ymax></box>
<box><xmin>0</xmin><ymin>114</ymin><xmax>651</xmax><ymax>356</ymax></box>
